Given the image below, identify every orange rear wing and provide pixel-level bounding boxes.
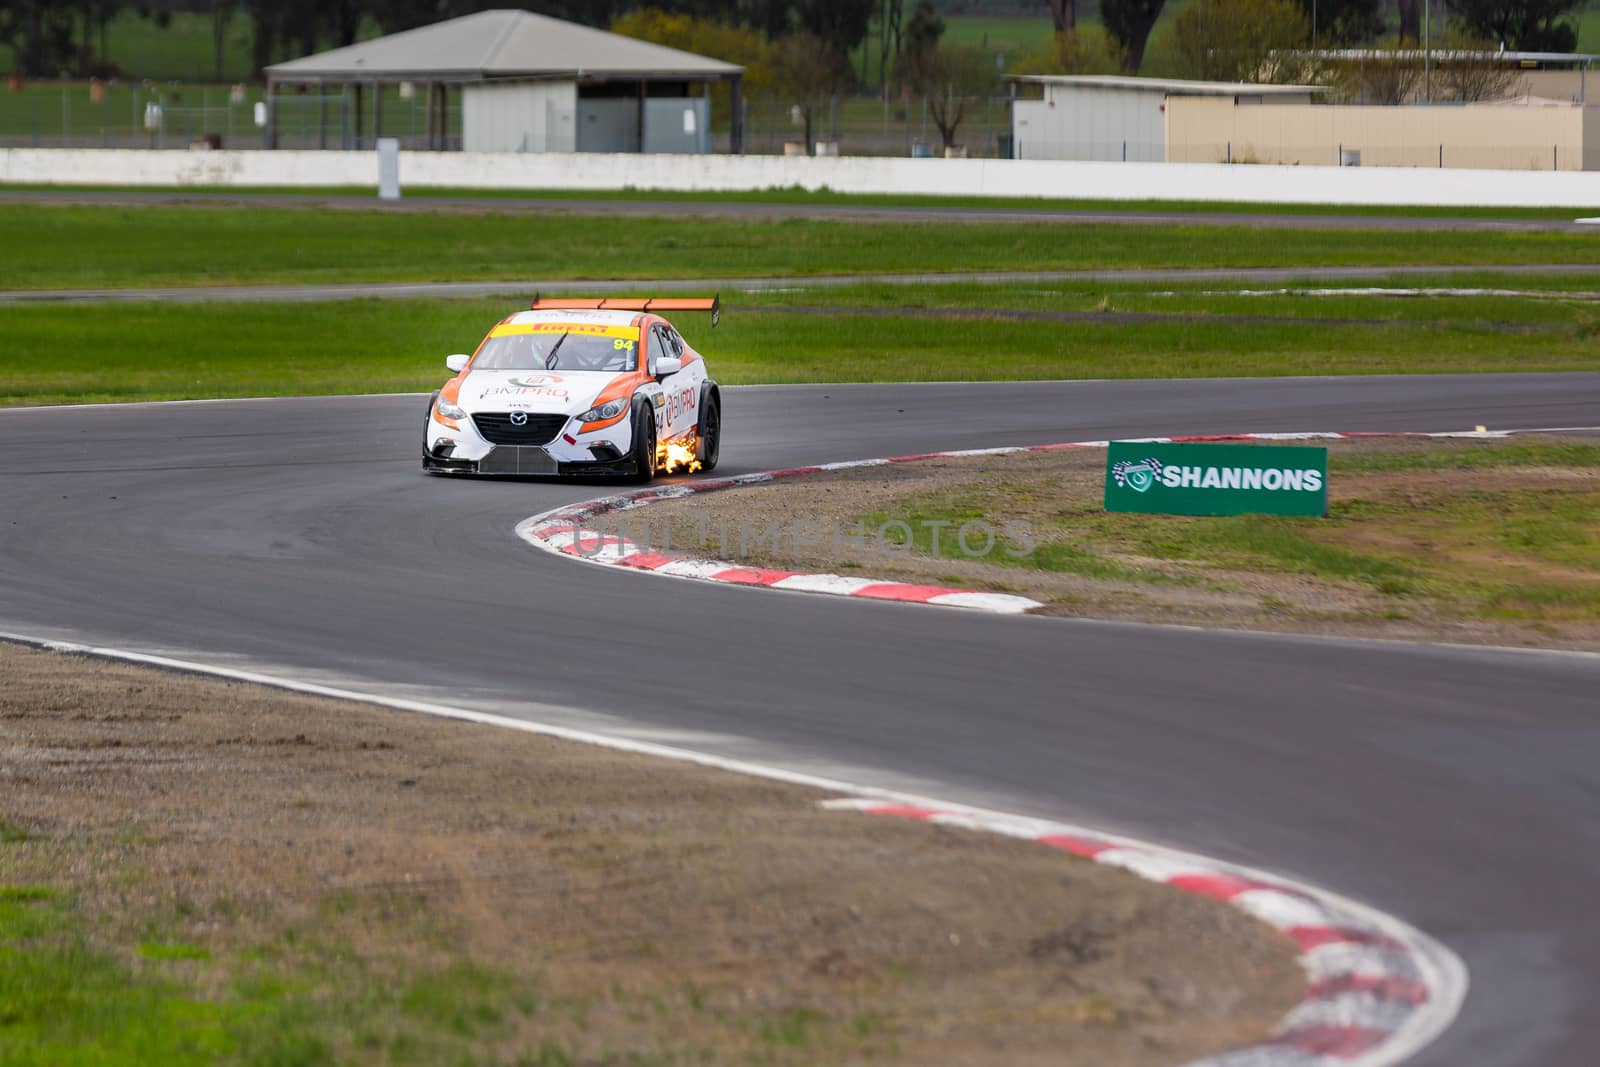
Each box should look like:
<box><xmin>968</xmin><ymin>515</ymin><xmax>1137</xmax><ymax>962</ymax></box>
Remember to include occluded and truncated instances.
<box><xmin>529</xmin><ymin>294</ymin><xmax>721</xmax><ymax>327</ymax></box>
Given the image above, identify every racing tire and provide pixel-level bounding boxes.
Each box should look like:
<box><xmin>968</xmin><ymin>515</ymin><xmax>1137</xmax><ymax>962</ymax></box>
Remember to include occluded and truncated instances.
<box><xmin>630</xmin><ymin>405</ymin><xmax>657</xmax><ymax>484</ymax></box>
<box><xmin>695</xmin><ymin>388</ymin><xmax>720</xmax><ymax>473</ymax></box>
<box><xmin>421</xmin><ymin>391</ymin><xmax>441</xmax><ymax>474</ymax></box>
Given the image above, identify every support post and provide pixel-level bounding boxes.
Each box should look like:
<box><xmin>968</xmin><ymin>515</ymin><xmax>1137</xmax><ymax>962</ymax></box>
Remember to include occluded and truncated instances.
<box><xmin>372</xmin><ymin>80</ymin><xmax>382</xmax><ymax>145</ymax></box>
<box><xmin>425</xmin><ymin>83</ymin><xmax>435</xmax><ymax>149</ymax></box>
<box><xmin>638</xmin><ymin>79</ymin><xmax>647</xmax><ymax>152</ymax></box>
<box><xmin>318</xmin><ymin>81</ymin><xmax>327</xmax><ymax>149</ymax></box>
<box><xmin>266</xmin><ymin>80</ymin><xmax>278</xmax><ymax>149</ymax></box>
<box><xmin>353</xmin><ymin>82</ymin><xmax>364</xmax><ymax>149</ymax></box>
<box><xmin>729</xmin><ymin>75</ymin><xmax>743</xmax><ymax>154</ymax></box>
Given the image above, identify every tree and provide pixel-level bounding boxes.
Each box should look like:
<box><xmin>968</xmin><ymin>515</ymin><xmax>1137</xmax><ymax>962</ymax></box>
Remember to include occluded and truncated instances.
<box><xmin>902</xmin><ymin>0</ymin><xmax>942</xmax><ymax>57</ymax></box>
<box><xmin>1044</xmin><ymin>0</ymin><xmax>1076</xmax><ymax>32</ymax></box>
<box><xmin>1294</xmin><ymin>0</ymin><xmax>1382</xmax><ymax>44</ymax></box>
<box><xmin>611</xmin><ymin>7</ymin><xmax>774</xmax><ymax>121</ymax></box>
<box><xmin>1172</xmin><ymin>0</ymin><xmax>1307</xmax><ymax>82</ymax></box>
<box><xmin>0</xmin><ymin>1</ymin><xmax>82</xmax><ymax>76</ymax></box>
<box><xmin>1448</xmin><ymin>0</ymin><xmax>1581</xmax><ymax>51</ymax></box>
<box><xmin>769</xmin><ymin>29</ymin><xmax>851</xmax><ymax>153</ymax></box>
<box><xmin>1397</xmin><ymin>0</ymin><xmax>1421</xmax><ymax>42</ymax></box>
<box><xmin>1436</xmin><ymin>33</ymin><xmax>1522</xmax><ymax>100</ymax></box>
<box><xmin>898</xmin><ymin>41</ymin><xmax>998</xmax><ymax>151</ymax></box>
<box><xmin>1011</xmin><ymin>27</ymin><xmax>1124</xmax><ymax>75</ymax></box>
<box><xmin>791</xmin><ymin>0</ymin><xmax>874</xmax><ymax>70</ymax></box>
<box><xmin>1343</xmin><ymin>44</ymin><xmax>1423</xmax><ymax>102</ymax></box>
<box><xmin>1101</xmin><ymin>0</ymin><xmax>1165</xmax><ymax>74</ymax></box>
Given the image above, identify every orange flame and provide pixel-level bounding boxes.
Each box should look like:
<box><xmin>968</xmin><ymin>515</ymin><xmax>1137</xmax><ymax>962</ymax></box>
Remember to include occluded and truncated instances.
<box><xmin>657</xmin><ymin>435</ymin><xmax>702</xmax><ymax>474</ymax></box>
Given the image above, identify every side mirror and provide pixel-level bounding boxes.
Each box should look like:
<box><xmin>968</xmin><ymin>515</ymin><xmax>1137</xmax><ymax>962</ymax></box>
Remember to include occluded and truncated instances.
<box><xmin>445</xmin><ymin>354</ymin><xmax>469</xmax><ymax>373</ymax></box>
<box><xmin>655</xmin><ymin>356</ymin><xmax>682</xmax><ymax>377</ymax></box>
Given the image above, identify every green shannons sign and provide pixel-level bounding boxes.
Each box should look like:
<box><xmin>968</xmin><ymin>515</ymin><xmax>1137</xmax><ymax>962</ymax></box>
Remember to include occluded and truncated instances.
<box><xmin>1105</xmin><ymin>441</ymin><xmax>1328</xmax><ymax>517</ymax></box>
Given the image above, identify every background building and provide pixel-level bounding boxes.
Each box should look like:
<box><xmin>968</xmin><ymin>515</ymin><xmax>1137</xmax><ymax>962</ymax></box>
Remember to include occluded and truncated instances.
<box><xmin>264</xmin><ymin>8</ymin><xmax>744</xmax><ymax>153</ymax></box>
<box><xmin>1010</xmin><ymin>75</ymin><xmax>1325</xmax><ymax>163</ymax></box>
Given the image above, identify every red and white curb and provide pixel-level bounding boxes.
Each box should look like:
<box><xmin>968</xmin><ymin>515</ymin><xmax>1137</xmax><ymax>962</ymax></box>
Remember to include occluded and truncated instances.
<box><xmin>824</xmin><ymin>798</ymin><xmax>1467</xmax><ymax>1067</ymax></box>
<box><xmin>517</xmin><ymin>429</ymin><xmax>1513</xmax><ymax>616</ymax></box>
<box><xmin>0</xmin><ymin>628</ymin><xmax>1468</xmax><ymax>1066</ymax></box>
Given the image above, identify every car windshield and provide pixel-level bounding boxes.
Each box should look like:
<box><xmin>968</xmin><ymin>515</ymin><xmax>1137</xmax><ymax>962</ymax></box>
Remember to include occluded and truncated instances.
<box><xmin>472</xmin><ymin>327</ymin><xmax>638</xmax><ymax>373</ymax></box>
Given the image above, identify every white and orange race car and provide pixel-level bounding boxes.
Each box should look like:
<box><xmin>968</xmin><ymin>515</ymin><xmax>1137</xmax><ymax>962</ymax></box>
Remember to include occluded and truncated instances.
<box><xmin>423</xmin><ymin>296</ymin><xmax>722</xmax><ymax>481</ymax></box>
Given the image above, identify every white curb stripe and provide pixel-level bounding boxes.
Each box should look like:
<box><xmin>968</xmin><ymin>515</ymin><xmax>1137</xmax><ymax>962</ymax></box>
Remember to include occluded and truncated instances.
<box><xmin>825</xmin><ymin>797</ymin><xmax>1467</xmax><ymax>1067</ymax></box>
<box><xmin>0</xmin><ymin>629</ymin><xmax>1468</xmax><ymax>1067</ymax></box>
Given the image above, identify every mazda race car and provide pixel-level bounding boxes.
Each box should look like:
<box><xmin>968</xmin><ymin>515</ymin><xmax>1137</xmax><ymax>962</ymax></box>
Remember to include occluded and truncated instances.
<box><xmin>423</xmin><ymin>297</ymin><xmax>722</xmax><ymax>481</ymax></box>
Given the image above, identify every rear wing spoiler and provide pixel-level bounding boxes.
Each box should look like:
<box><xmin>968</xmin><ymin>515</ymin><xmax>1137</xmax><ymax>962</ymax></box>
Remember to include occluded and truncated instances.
<box><xmin>529</xmin><ymin>294</ymin><xmax>721</xmax><ymax>328</ymax></box>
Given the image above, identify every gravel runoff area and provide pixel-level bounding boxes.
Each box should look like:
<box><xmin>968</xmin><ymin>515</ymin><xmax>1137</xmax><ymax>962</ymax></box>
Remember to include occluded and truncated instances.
<box><xmin>0</xmin><ymin>640</ymin><xmax>1302</xmax><ymax>1066</ymax></box>
<box><xmin>628</xmin><ymin>436</ymin><xmax>1600</xmax><ymax>651</ymax></box>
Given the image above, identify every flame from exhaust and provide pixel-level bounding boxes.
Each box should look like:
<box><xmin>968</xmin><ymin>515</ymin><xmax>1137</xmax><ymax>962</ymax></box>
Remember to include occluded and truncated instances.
<box><xmin>657</xmin><ymin>434</ymin><xmax>702</xmax><ymax>474</ymax></box>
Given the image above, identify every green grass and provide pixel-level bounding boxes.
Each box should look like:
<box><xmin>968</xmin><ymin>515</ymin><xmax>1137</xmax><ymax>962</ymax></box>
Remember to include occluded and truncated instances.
<box><xmin>7</xmin><ymin>182</ymin><xmax>1599</xmax><ymax>220</ymax></box>
<box><xmin>4</xmin><ymin>204</ymin><xmax>1600</xmax><ymax>292</ymax></box>
<box><xmin>1333</xmin><ymin>441</ymin><xmax>1600</xmax><ymax>472</ymax></box>
<box><xmin>2</xmin><ymin>288</ymin><xmax>1598</xmax><ymax>405</ymax></box>
<box><xmin>846</xmin><ymin>443</ymin><xmax>1600</xmax><ymax>626</ymax></box>
<box><xmin>0</xmin><ymin>881</ymin><xmax>546</xmax><ymax>1067</ymax></box>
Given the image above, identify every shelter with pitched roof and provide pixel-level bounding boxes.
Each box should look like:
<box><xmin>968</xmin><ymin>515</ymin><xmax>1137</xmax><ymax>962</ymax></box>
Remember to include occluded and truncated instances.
<box><xmin>264</xmin><ymin>8</ymin><xmax>744</xmax><ymax>154</ymax></box>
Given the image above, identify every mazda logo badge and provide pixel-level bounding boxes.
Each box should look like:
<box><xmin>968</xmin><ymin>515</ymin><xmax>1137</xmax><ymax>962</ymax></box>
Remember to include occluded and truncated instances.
<box><xmin>509</xmin><ymin>411</ymin><xmax>528</xmax><ymax>427</ymax></box>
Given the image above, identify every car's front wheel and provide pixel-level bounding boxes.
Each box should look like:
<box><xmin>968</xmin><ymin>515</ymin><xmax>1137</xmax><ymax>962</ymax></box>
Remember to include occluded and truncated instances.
<box><xmin>695</xmin><ymin>389</ymin><xmax>720</xmax><ymax>473</ymax></box>
<box><xmin>421</xmin><ymin>391</ymin><xmax>440</xmax><ymax>474</ymax></box>
<box><xmin>631</xmin><ymin>405</ymin><xmax>657</xmax><ymax>484</ymax></box>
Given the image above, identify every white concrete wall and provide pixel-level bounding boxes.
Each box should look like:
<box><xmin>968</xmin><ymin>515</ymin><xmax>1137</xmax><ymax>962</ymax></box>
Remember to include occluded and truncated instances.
<box><xmin>461</xmin><ymin>82</ymin><xmax>577</xmax><ymax>154</ymax></box>
<box><xmin>3</xmin><ymin>147</ymin><xmax>1599</xmax><ymax>207</ymax></box>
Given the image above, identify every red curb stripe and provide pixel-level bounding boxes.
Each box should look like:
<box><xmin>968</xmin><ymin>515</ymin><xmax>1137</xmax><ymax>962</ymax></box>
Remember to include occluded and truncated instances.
<box><xmin>1289</xmin><ymin>925</ymin><xmax>1404</xmax><ymax>952</ymax></box>
<box><xmin>832</xmin><ymin>801</ymin><xmax>1453</xmax><ymax>1067</ymax></box>
<box><xmin>1307</xmin><ymin>973</ymin><xmax>1430</xmax><ymax>1005</ymax></box>
<box><xmin>615</xmin><ymin>551</ymin><xmax>679</xmax><ymax>571</ymax></box>
<box><xmin>1038</xmin><ymin>833</ymin><xmax>1118</xmax><ymax>858</ymax></box>
<box><xmin>857</xmin><ymin>804</ymin><xmax>940</xmax><ymax>820</ymax></box>
<box><xmin>852</xmin><ymin>583</ymin><xmax>960</xmax><ymax>603</ymax></box>
<box><xmin>1277</xmin><ymin>1024</ymin><xmax>1392</xmax><ymax>1057</ymax></box>
<box><xmin>886</xmin><ymin>453</ymin><xmax>948</xmax><ymax>463</ymax></box>
<box><xmin>1027</xmin><ymin>442</ymin><xmax>1095</xmax><ymax>451</ymax></box>
<box><xmin>707</xmin><ymin>566</ymin><xmax>799</xmax><ymax>586</ymax></box>
<box><xmin>1168</xmin><ymin>872</ymin><xmax>1281</xmax><ymax>901</ymax></box>
<box><xmin>765</xmin><ymin>466</ymin><xmax>825</xmax><ymax>479</ymax></box>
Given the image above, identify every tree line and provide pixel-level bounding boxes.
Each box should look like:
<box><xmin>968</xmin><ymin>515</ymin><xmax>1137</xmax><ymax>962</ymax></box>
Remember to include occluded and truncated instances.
<box><xmin>2</xmin><ymin>0</ymin><xmax>1587</xmax><ymax>82</ymax></box>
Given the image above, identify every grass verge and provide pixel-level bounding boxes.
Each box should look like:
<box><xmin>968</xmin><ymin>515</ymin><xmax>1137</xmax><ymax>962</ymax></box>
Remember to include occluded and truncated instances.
<box><xmin>8</xmin><ymin>183</ymin><xmax>1600</xmax><ymax>222</ymax></box>
<box><xmin>3</xmin><ymin>289</ymin><xmax>1599</xmax><ymax>405</ymax></box>
<box><xmin>0</xmin><ymin>642</ymin><xmax>1301</xmax><ymax>1066</ymax></box>
<box><xmin>4</xmin><ymin>204</ymin><xmax>1600</xmax><ymax>291</ymax></box>
<box><xmin>630</xmin><ymin>436</ymin><xmax>1600</xmax><ymax>650</ymax></box>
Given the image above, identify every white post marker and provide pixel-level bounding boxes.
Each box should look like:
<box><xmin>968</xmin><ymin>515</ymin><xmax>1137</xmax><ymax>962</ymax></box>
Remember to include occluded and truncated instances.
<box><xmin>377</xmin><ymin>137</ymin><xmax>401</xmax><ymax>201</ymax></box>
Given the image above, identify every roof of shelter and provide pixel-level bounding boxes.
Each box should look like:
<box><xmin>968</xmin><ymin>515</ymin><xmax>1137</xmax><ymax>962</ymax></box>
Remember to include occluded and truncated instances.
<box><xmin>266</xmin><ymin>8</ymin><xmax>743</xmax><ymax>83</ymax></box>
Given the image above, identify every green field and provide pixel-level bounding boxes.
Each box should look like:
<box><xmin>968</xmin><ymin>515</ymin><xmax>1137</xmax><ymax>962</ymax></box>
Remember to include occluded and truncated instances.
<box><xmin>0</xmin><ymin>200</ymin><xmax>1595</xmax><ymax>405</ymax></box>
<box><xmin>3</xmin><ymin>283</ymin><xmax>1598</xmax><ymax>405</ymax></box>
<box><xmin>4</xmin><ymin>204</ymin><xmax>1600</xmax><ymax>291</ymax></box>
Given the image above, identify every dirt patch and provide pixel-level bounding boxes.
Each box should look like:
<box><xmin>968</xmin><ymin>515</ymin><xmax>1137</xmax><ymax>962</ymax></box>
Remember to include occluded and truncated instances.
<box><xmin>0</xmin><ymin>641</ymin><xmax>1301</xmax><ymax>1066</ymax></box>
<box><xmin>628</xmin><ymin>436</ymin><xmax>1600</xmax><ymax>650</ymax></box>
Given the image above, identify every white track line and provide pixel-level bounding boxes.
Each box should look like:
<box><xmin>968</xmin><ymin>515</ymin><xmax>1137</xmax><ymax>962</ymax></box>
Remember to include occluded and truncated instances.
<box><xmin>0</xmin><ymin>629</ymin><xmax>1465</xmax><ymax>1067</ymax></box>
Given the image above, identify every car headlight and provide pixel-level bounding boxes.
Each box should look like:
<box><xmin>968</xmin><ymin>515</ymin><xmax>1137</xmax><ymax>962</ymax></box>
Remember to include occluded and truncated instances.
<box><xmin>578</xmin><ymin>397</ymin><xmax>629</xmax><ymax>423</ymax></box>
<box><xmin>435</xmin><ymin>397</ymin><xmax>467</xmax><ymax>420</ymax></box>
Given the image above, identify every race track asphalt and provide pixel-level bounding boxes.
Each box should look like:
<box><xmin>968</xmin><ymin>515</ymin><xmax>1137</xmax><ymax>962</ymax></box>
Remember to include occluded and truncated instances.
<box><xmin>3</xmin><ymin>373</ymin><xmax>1599</xmax><ymax>1066</ymax></box>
